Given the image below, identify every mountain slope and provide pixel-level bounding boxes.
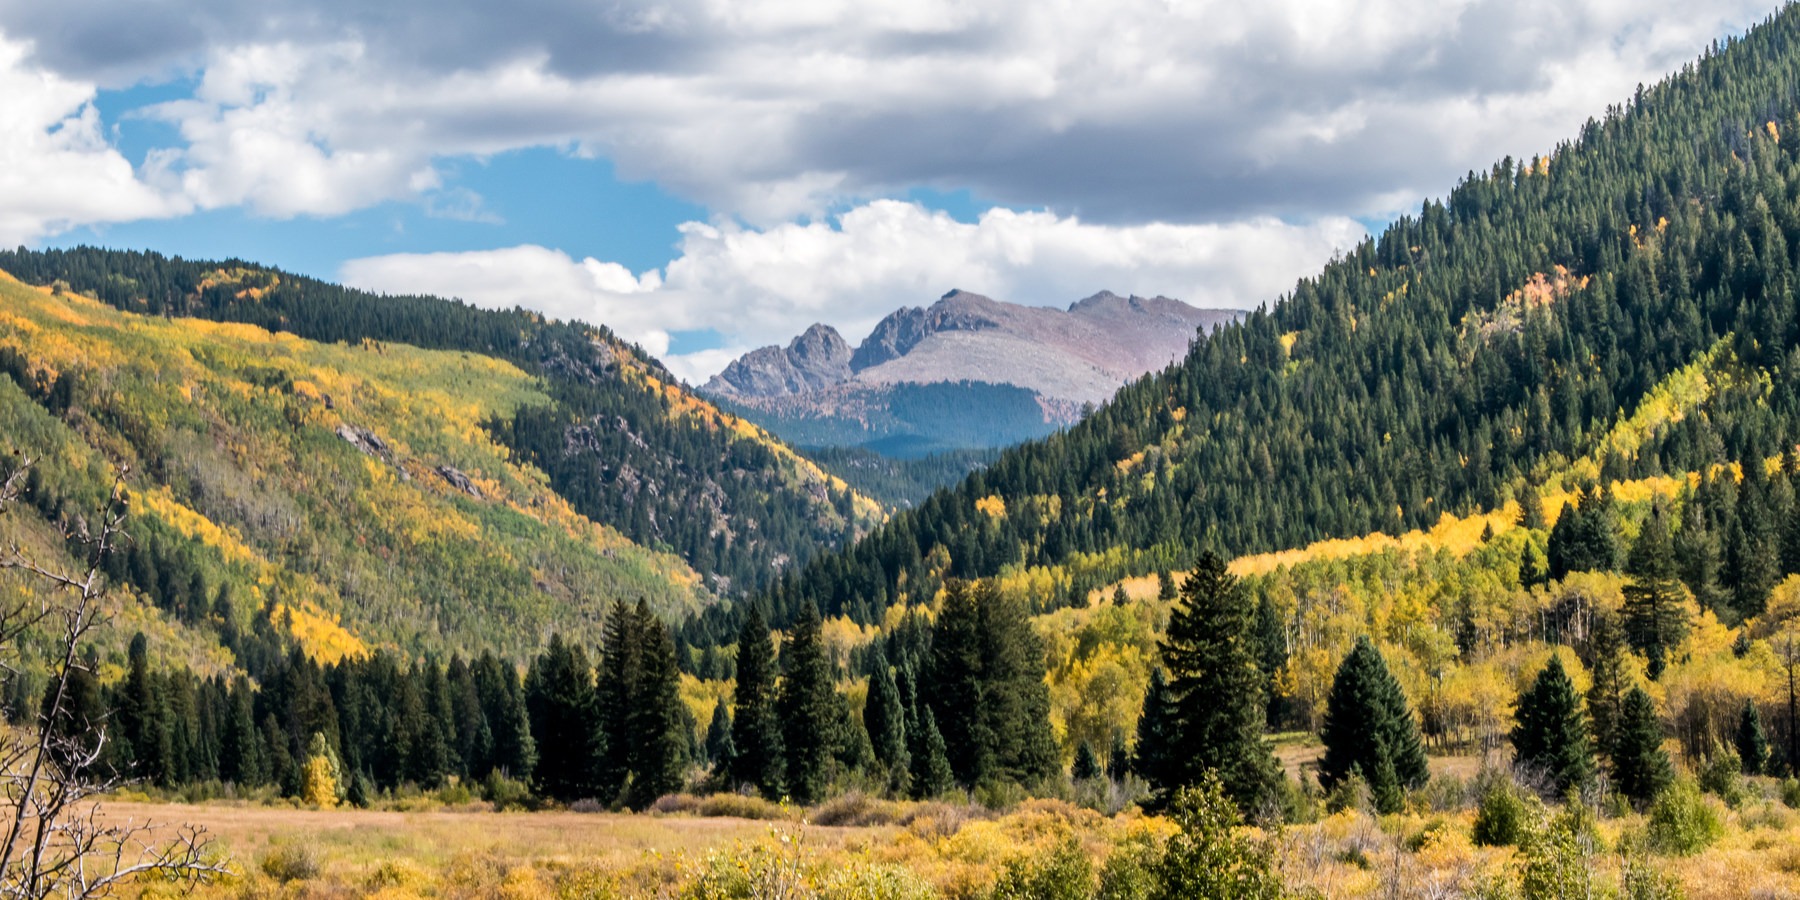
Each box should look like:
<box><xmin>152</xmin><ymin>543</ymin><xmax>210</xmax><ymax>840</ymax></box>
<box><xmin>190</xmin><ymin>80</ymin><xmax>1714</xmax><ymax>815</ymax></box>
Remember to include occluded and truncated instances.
<box><xmin>0</xmin><ymin>248</ymin><xmax>882</xmax><ymax>596</ymax></box>
<box><xmin>0</xmin><ymin>270</ymin><xmax>705</xmax><ymax>662</ymax></box>
<box><xmin>702</xmin><ymin>290</ymin><xmax>1238</xmax><ymax>454</ymax></box>
<box><xmin>717</xmin><ymin>8</ymin><xmax>1800</xmax><ymax>632</ymax></box>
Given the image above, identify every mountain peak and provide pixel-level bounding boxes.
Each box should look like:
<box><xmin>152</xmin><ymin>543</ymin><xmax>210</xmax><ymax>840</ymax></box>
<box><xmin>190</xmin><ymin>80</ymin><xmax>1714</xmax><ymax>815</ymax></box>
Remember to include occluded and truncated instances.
<box><xmin>705</xmin><ymin>323</ymin><xmax>851</xmax><ymax>397</ymax></box>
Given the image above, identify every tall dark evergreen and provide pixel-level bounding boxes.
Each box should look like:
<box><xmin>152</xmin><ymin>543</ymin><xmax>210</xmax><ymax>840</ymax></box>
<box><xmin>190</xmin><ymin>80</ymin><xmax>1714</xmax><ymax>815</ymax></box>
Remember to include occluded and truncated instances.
<box><xmin>777</xmin><ymin>601</ymin><xmax>837</xmax><ymax>805</ymax></box>
<box><xmin>1623</xmin><ymin>500</ymin><xmax>1691</xmax><ymax>679</ymax></box>
<box><xmin>1584</xmin><ymin>612</ymin><xmax>1627</xmax><ymax>761</ymax></box>
<box><xmin>1134</xmin><ymin>668</ymin><xmax>1176</xmax><ymax>793</ymax></box>
<box><xmin>863</xmin><ymin>647</ymin><xmax>909</xmax><ymax>790</ymax></box>
<box><xmin>703</xmin><ymin>701</ymin><xmax>732</xmax><ymax>768</ymax></box>
<box><xmin>1736</xmin><ymin>700</ymin><xmax>1769</xmax><ymax>776</ymax></box>
<box><xmin>1318</xmin><ymin>637</ymin><xmax>1430</xmax><ymax>814</ymax></box>
<box><xmin>594</xmin><ymin>601</ymin><xmax>645</xmax><ymax>802</ymax></box>
<box><xmin>1611</xmin><ymin>686</ymin><xmax>1673</xmax><ymax>806</ymax></box>
<box><xmin>1674</xmin><ymin>490</ymin><xmax>1726</xmax><ymax>614</ymax></box>
<box><xmin>1510</xmin><ymin>656</ymin><xmax>1596</xmax><ymax>795</ymax></box>
<box><xmin>727</xmin><ymin>606</ymin><xmax>783</xmax><ymax>799</ymax></box>
<box><xmin>1151</xmin><ymin>553</ymin><xmax>1280</xmax><ymax>815</ymax></box>
<box><xmin>523</xmin><ymin>635</ymin><xmax>600</xmax><ymax>802</ymax></box>
<box><xmin>625</xmin><ymin>604</ymin><xmax>690</xmax><ymax>810</ymax></box>
<box><xmin>924</xmin><ymin>580</ymin><xmax>1057</xmax><ymax>789</ymax></box>
<box><xmin>909</xmin><ymin>706</ymin><xmax>955</xmax><ymax>799</ymax></box>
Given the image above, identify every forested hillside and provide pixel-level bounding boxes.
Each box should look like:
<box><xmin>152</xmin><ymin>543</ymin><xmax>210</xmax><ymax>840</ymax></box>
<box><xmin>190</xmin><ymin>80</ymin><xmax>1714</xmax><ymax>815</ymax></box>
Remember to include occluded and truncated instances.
<box><xmin>0</xmin><ymin>248</ymin><xmax>880</xmax><ymax>596</ymax></box>
<box><xmin>734</xmin><ymin>12</ymin><xmax>1800</xmax><ymax>633</ymax></box>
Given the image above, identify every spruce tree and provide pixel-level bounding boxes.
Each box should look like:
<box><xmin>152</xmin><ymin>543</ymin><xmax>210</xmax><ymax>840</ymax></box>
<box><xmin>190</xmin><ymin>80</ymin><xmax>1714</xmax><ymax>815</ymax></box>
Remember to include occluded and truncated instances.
<box><xmin>728</xmin><ymin>605</ymin><xmax>783</xmax><ymax>799</ymax></box>
<box><xmin>1623</xmin><ymin>500</ymin><xmax>1691</xmax><ymax>679</ymax></box>
<box><xmin>863</xmin><ymin>647</ymin><xmax>908</xmax><ymax>789</ymax></box>
<box><xmin>1674</xmin><ymin>491</ymin><xmax>1725</xmax><ymax>614</ymax></box>
<box><xmin>625</xmin><ymin>605</ymin><xmax>689</xmax><ymax>810</ymax></box>
<box><xmin>909</xmin><ymin>706</ymin><xmax>955</xmax><ymax>799</ymax></box>
<box><xmin>1319</xmin><ymin>637</ymin><xmax>1429</xmax><ymax>814</ymax></box>
<box><xmin>1517</xmin><ymin>484</ymin><xmax>1547</xmax><ymax>530</ymax></box>
<box><xmin>1510</xmin><ymin>656</ymin><xmax>1596</xmax><ymax>795</ymax></box>
<box><xmin>1153</xmin><ymin>552</ymin><xmax>1281</xmax><ymax>815</ymax></box>
<box><xmin>1736</xmin><ymin>700</ymin><xmax>1768</xmax><ymax>776</ymax></box>
<box><xmin>926</xmin><ymin>580</ymin><xmax>988</xmax><ymax>785</ymax></box>
<box><xmin>220</xmin><ymin>679</ymin><xmax>263</xmax><ymax>787</ymax></box>
<box><xmin>594</xmin><ymin>601</ymin><xmax>644</xmax><ymax>802</ymax></box>
<box><xmin>1135</xmin><ymin>668</ymin><xmax>1176</xmax><ymax>794</ymax></box>
<box><xmin>704</xmin><ymin>701</ymin><xmax>732</xmax><ymax>767</ymax></box>
<box><xmin>972</xmin><ymin>581</ymin><xmax>1059</xmax><ymax>786</ymax></box>
<box><xmin>1157</xmin><ymin>570</ymin><xmax>1177</xmax><ymax>602</ymax></box>
<box><xmin>1585</xmin><ymin>612</ymin><xmax>1627</xmax><ymax>761</ymax></box>
<box><xmin>1073</xmin><ymin>741</ymin><xmax>1102</xmax><ymax>781</ymax></box>
<box><xmin>523</xmin><ymin>634</ymin><xmax>601</xmax><ymax>802</ymax></box>
<box><xmin>777</xmin><ymin>601</ymin><xmax>836</xmax><ymax>805</ymax></box>
<box><xmin>1611</xmin><ymin>686</ymin><xmax>1673</xmax><ymax>806</ymax></box>
<box><xmin>1108</xmin><ymin>730</ymin><xmax>1130</xmax><ymax>782</ymax></box>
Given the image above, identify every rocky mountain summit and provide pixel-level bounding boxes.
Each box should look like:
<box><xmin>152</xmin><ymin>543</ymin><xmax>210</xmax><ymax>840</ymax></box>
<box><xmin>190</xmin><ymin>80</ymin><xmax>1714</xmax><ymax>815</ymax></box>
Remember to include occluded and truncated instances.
<box><xmin>701</xmin><ymin>290</ymin><xmax>1239</xmax><ymax>455</ymax></box>
<box><xmin>706</xmin><ymin>290</ymin><xmax>1238</xmax><ymax>407</ymax></box>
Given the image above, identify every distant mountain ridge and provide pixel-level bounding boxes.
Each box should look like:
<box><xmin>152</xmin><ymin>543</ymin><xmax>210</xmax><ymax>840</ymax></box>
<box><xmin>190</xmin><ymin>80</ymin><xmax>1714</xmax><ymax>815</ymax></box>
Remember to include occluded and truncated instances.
<box><xmin>707</xmin><ymin>289</ymin><xmax>1239</xmax><ymax>407</ymax></box>
<box><xmin>701</xmin><ymin>290</ymin><xmax>1239</xmax><ymax>456</ymax></box>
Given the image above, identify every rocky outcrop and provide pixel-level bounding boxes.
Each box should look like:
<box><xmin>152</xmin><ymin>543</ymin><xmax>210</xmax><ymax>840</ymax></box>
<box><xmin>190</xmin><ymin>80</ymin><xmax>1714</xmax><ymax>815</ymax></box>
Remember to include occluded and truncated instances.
<box><xmin>705</xmin><ymin>324</ymin><xmax>853</xmax><ymax>397</ymax></box>
<box><xmin>336</xmin><ymin>423</ymin><xmax>390</xmax><ymax>459</ymax></box>
<box><xmin>436</xmin><ymin>465</ymin><xmax>483</xmax><ymax>499</ymax></box>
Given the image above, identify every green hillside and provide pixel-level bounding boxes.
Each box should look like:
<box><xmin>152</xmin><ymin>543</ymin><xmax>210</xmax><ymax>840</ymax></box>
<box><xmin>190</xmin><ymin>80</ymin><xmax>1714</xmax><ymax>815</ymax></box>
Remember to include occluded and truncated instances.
<box><xmin>0</xmin><ymin>249</ymin><xmax>883</xmax><ymax>600</ymax></box>
<box><xmin>0</xmin><ymin>271</ymin><xmax>710</xmax><ymax>663</ymax></box>
<box><xmin>734</xmin><ymin>11</ymin><xmax>1800</xmax><ymax>633</ymax></box>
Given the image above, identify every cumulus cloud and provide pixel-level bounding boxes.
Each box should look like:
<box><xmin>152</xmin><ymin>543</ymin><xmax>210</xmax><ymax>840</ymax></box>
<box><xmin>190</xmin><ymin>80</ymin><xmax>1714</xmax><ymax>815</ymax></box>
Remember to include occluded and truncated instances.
<box><xmin>0</xmin><ymin>0</ymin><xmax>1774</xmax><ymax>226</ymax></box>
<box><xmin>340</xmin><ymin>200</ymin><xmax>1366</xmax><ymax>383</ymax></box>
<box><xmin>0</xmin><ymin>36</ymin><xmax>186</xmax><ymax>244</ymax></box>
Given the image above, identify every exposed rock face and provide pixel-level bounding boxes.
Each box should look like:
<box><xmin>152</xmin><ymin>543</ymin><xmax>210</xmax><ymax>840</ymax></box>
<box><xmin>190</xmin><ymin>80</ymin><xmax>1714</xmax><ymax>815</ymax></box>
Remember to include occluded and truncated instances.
<box><xmin>436</xmin><ymin>465</ymin><xmax>483</xmax><ymax>499</ymax></box>
<box><xmin>707</xmin><ymin>289</ymin><xmax>1239</xmax><ymax>407</ymax></box>
<box><xmin>706</xmin><ymin>324</ymin><xmax>853</xmax><ymax>397</ymax></box>
<box><xmin>336</xmin><ymin>423</ymin><xmax>390</xmax><ymax>458</ymax></box>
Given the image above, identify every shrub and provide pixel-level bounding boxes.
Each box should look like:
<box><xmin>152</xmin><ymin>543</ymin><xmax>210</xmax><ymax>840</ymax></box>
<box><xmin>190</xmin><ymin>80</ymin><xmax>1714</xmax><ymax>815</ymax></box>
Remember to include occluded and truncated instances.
<box><xmin>1518</xmin><ymin>806</ymin><xmax>1600</xmax><ymax>900</ymax></box>
<box><xmin>812</xmin><ymin>792</ymin><xmax>908</xmax><ymax>827</ymax></box>
<box><xmin>1697</xmin><ymin>747</ymin><xmax>1745</xmax><ymax>807</ymax></box>
<box><xmin>1096</xmin><ymin>829</ymin><xmax>1161</xmax><ymax>900</ymax></box>
<box><xmin>1783</xmin><ymin>778</ymin><xmax>1800</xmax><ymax>809</ymax></box>
<box><xmin>260</xmin><ymin>843</ymin><xmax>321</xmax><ymax>883</ymax></box>
<box><xmin>1619</xmin><ymin>854</ymin><xmax>1685</xmax><ymax>900</ymax></box>
<box><xmin>1645</xmin><ymin>780</ymin><xmax>1723</xmax><ymax>856</ymax></box>
<box><xmin>989</xmin><ymin>838</ymin><xmax>1095</xmax><ymax>900</ymax></box>
<box><xmin>1146</xmin><ymin>774</ymin><xmax>1282</xmax><ymax>900</ymax></box>
<box><xmin>484</xmin><ymin>770</ymin><xmax>535</xmax><ymax>811</ymax></box>
<box><xmin>1323</xmin><ymin>770</ymin><xmax>1372</xmax><ymax>815</ymax></box>
<box><xmin>1472</xmin><ymin>777</ymin><xmax>1536</xmax><ymax>847</ymax></box>
<box><xmin>699</xmin><ymin>793</ymin><xmax>795</xmax><ymax>821</ymax></box>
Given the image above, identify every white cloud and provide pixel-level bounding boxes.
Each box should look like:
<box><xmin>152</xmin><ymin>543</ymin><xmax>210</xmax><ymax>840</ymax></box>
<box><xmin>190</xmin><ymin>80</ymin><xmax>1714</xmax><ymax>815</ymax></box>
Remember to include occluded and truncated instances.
<box><xmin>0</xmin><ymin>0</ymin><xmax>1769</xmax><ymax>227</ymax></box>
<box><xmin>0</xmin><ymin>35</ymin><xmax>186</xmax><ymax>244</ymax></box>
<box><xmin>340</xmin><ymin>200</ymin><xmax>1366</xmax><ymax>382</ymax></box>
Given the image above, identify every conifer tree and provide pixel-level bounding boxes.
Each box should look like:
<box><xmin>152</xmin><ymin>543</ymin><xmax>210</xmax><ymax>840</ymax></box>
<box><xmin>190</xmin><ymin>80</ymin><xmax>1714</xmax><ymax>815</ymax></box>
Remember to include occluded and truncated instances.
<box><xmin>1073</xmin><ymin>741</ymin><xmax>1102</xmax><ymax>781</ymax></box>
<box><xmin>1623</xmin><ymin>500</ymin><xmax>1691</xmax><ymax>679</ymax></box>
<box><xmin>220</xmin><ymin>679</ymin><xmax>263</xmax><ymax>786</ymax></box>
<box><xmin>777</xmin><ymin>601</ymin><xmax>836</xmax><ymax>805</ymax></box>
<box><xmin>728</xmin><ymin>605</ymin><xmax>783</xmax><ymax>799</ymax></box>
<box><xmin>594</xmin><ymin>600</ymin><xmax>644</xmax><ymax>802</ymax></box>
<box><xmin>926</xmin><ymin>580</ymin><xmax>988</xmax><ymax>784</ymax></box>
<box><xmin>1517</xmin><ymin>484</ymin><xmax>1547</xmax><ymax>530</ymax></box>
<box><xmin>1157</xmin><ymin>570</ymin><xmax>1177</xmax><ymax>602</ymax></box>
<box><xmin>863</xmin><ymin>647</ymin><xmax>908</xmax><ymax>789</ymax></box>
<box><xmin>1319</xmin><ymin>637</ymin><xmax>1429</xmax><ymax>814</ymax></box>
<box><xmin>524</xmin><ymin>634</ymin><xmax>600</xmax><ymax>802</ymax></box>
<box><xmin>625</xmin><ymin>604</ymin><xmax>689</xmax><ymax>810</ymax></box>
<box><xmin>1511</xmin><ymin>656</ymin><xmax>1596</xmax><ymax>794</ymax></box>
<box><xmin>474</xmin><ymin>651</ymin><xmax>536</xmax><ymax>779</ymax></box>
<box><xmin>1585</xmin><ymin>612</ymin><xmax>1627</xmax><ymax>760</ymax></box>
<box><xmin>909</xmin><ymin>706</ymin><xmax>955</xmax><ymax>799</ymax></box>
<box><xmin>1612</xmin><ymin>686</ymin><xmax>1673</xmax><ymax>806</ymax></box>
<box><xmin>1135</xmin><ymin>667</ymin><xmax>1176</xmax><ymax>794</ymax></box>
<box><xmin>1153</xmin><ymin>553</ymin><xmax>1281</xmax><ymax>815</ymax></box>
<box><xmin>1736</xmin><ymin>700</ymin><xmax>1768</xmax><ymax>776</ymax></box>
<box><xmin>704</xmin><ymin>701</ymin><xmax>732</xmax><ymax>767</ymax></box>
<box><xmin>1674</xmin><ymin>492</ymin><xmax>1725</xmax><ymax>613</ymax></box>
<box><xmin>973</xmin><ymin>581</ymin><xmax>1059</xmax><ymax>786</ymax></box>
<box><xmin>1727</xmin><ymin>474</ymin><xmax>1781</xmax><ymax>618</ymax></box>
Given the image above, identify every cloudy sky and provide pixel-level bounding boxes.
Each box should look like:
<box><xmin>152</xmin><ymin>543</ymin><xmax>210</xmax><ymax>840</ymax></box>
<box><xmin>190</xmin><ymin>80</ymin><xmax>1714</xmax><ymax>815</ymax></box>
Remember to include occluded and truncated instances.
<box><xmin>0</xmin><ymin>0</ymin><xmax>1778</xmax><ymax>382</ymax></box>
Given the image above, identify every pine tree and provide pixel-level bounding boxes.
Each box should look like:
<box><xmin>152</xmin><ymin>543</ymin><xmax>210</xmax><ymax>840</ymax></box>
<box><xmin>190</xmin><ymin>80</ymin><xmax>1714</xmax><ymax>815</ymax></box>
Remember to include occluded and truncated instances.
<box><xmin>777</xmin><ymin>601</ymin><xmax>837</xmax><ymax>805</ymax></box>
<box><xmin>594</xmin><ymin>601</ymin><xmax>644</xmax><ymax>802</ymax></box>
<box><xmin>1624</xmin><ymin>501</ymin><xmax>1692</xmax><ymax>679</ymax></box>
<box><xmin>1674</xmin><ymin>491</ymin><xmax>1725</xmax><ymax>613</ymax></box>
<box><xmin>1073</xmin><ymin>741</ymin><xmax>1102</xmax><ymax>781</ymax></box>
<box><xmin>1135</xmin><ymin>668</ymin><xmax>1176</xmax><ymax>796</ymax></box>
<box><xmin>1319</xmin><ymin>637</ymin><xmax>1429</xmax><ymax>814</ymax></box>
<box><xmin>1736</xmin><ymin>700</ymin><xmax>1768</xmax><ymax>776</ymax></box>
<box><xmin>909</xmin><ymin>706</ymin><xmax>955</xmax><ymax>799</ymax></box>
<box><xmin>863</xmin><ymin>647</ymin><xmax>908</xmax><ymax>790</ymax></box>
<box><xmin>973</xmin><ymin>581</ymin><xmax>1058</xmax><ymax>786</ymax></box>
<box><xmin>1611</xmin><ymin>686</ymin><xmax>1673</xmax><ymax>806</ymax></box>
<box><xmin>1153</xmin><ymin>553</ymin><xmax>1281</xmax><ymax>815</ymax></box>
<box><xmin>1517</xmin><ymin>484</ymin><xmax>1547</xmax><ymax>530</ymax></box>
<box><xmin>926</xmin><ymin>580</ymin><xmax>988</xmax><ymax>785</ymax></box>
<box><xmin>728</xmin><ymin>605</ymin><xmax>783</xmax><ymax>799</ymax></box>
<box><xmin>523</xmin><ymin>634</ymin><xmax>601</xmax><ymax>802</ymax></box>
<box><xmin>1511</xmin><ymin>656</ymin><xmax>1596</xmax><ymax>795</ymax></box>
<box><xmin>625</xmin><ymin>605</ymin><xmax>689</xmax><ymax>810</ymax></box>
<box><xmin>704</xmin><ymin>701</ymin><xmax>732</xmax><ymax>767</ymax></box>
<box><xmin>1585</xmin><ymin>612</ymin><xmax>1627</xmax><ymax>761</ymax></box>
<box><xmin>1727</xmin><ymin>474</ymin><xmax>1781</xmax><ymax>618</ymax></box>
<box><xmin>1157</xmin><ymin>570</ymin><xmax>1177</xmax><ymax>602</ymax></box>
<box><xmin>220</xmin><ymin>678</ymin><xmax>263</xmax><ymax>786</ymax></box>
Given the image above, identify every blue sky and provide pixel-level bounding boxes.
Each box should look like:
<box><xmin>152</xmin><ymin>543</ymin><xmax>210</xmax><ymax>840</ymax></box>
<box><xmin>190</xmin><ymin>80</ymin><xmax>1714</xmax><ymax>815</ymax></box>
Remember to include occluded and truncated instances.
<box><xmin>0</xmin><ymin>0</ymin><xmax>1776</xmax><ymax>380</ymax></box>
